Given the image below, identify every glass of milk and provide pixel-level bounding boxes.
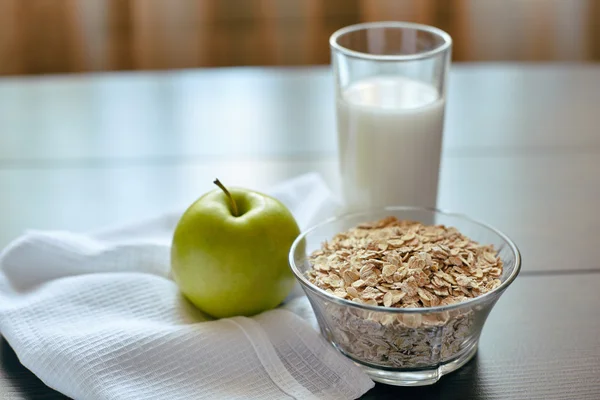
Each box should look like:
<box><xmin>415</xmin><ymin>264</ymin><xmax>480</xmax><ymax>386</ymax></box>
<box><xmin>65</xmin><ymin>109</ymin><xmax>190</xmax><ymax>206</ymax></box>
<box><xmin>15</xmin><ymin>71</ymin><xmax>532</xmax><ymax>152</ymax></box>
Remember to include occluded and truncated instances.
<box><xmin>330</xmin><ymin>22</ymin><xmax>452</xmax><ymax>211</ymax></box>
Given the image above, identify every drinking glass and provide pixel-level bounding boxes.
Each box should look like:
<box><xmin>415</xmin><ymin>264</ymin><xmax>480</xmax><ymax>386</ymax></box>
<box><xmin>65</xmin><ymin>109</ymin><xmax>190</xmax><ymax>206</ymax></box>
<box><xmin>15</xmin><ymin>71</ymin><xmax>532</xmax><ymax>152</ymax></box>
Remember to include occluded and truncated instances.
<box><xmin>331</xmin><ymin>22</ymin><xmax>452</xmax><ymax>211</ymax></box>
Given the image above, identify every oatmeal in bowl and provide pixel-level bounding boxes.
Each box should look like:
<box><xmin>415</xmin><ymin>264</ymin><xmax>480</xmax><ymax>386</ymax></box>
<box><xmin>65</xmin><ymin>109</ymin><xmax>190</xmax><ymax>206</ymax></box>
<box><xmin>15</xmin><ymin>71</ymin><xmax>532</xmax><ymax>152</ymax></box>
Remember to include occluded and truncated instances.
<box><xmin>289</xmin><ymin>208</ymin><xmax>520</xmax><ymax>386</ymax></box>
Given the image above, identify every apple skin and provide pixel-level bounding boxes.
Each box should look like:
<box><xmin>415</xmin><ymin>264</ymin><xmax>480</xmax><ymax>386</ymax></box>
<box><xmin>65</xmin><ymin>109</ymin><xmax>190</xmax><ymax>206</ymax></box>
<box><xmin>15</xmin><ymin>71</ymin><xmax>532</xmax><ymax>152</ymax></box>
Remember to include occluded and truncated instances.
<box><xmin>171</xmin><ymin>187</ymin><xmax>300</xmax><ymax>318</ymax></box>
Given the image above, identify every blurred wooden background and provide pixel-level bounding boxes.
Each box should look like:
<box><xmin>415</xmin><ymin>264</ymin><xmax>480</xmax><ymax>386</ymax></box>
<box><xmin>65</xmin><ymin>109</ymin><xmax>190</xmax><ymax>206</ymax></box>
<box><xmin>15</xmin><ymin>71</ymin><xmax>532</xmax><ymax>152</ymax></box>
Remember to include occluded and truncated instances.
<box><xmin>1</xmin><ymin>0</ymin><xmax>599</xmax><ymax>75</ymax></box>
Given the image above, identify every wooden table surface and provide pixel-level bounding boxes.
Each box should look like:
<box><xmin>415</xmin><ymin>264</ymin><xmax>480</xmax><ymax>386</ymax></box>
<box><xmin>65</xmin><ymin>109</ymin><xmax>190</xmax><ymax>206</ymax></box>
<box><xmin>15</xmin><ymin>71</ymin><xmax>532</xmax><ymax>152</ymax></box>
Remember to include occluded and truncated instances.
<box><xmin>1</xmin><ymin>64</ymin><xmax>599</xmax><ymax>399</ymax></box>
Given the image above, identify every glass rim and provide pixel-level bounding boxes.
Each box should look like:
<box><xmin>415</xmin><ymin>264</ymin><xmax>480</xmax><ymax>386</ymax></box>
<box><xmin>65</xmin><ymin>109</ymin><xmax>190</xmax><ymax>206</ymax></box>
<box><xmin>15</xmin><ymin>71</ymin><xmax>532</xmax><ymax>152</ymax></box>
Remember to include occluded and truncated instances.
<box><xmin>288</xmin><ymin>206</ymin><xmax>521</xmax><ymax>314</ymax></box>
<box><xmin>330</xmin><ymin>21</ymin><xmax>452</xmax><ymax>62</ymax></box>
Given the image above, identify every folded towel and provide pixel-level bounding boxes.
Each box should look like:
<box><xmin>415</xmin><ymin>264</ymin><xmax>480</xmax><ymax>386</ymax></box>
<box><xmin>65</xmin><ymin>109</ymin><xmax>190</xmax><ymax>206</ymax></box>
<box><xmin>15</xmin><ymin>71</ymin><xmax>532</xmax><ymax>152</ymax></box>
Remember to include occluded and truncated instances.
<box><xmin>0</xmin><ymin>173</ymin><xmax>374</xmax><ymax>400</ymax></box>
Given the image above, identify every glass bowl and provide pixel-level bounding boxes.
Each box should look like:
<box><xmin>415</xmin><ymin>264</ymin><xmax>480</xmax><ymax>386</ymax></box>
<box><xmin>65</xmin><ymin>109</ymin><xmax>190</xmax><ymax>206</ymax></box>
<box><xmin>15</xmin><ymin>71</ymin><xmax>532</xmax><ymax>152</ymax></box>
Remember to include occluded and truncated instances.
<box><xmin>289</xmin><ymin>207</ymin><xmax>521</xmax><ymax>386</ymax></box>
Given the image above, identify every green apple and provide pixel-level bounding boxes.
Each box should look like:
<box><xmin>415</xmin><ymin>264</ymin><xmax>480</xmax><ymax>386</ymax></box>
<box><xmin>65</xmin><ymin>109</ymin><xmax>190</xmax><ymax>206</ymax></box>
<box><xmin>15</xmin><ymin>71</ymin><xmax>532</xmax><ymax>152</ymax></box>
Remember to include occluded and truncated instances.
<box><xmin>171</xmin><ymin>179</ymin><xmax>300</xmax><ymax>318</ymax></box>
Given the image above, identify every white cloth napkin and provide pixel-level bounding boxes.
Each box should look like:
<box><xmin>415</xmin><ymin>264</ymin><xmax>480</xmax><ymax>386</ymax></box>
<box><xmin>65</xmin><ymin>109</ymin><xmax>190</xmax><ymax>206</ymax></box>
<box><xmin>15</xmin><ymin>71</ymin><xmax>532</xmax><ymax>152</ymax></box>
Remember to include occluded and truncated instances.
<box><xmin>0</xmin><ymin>173</ymin><xmax>374</xmax><ymax>400</ymax></box>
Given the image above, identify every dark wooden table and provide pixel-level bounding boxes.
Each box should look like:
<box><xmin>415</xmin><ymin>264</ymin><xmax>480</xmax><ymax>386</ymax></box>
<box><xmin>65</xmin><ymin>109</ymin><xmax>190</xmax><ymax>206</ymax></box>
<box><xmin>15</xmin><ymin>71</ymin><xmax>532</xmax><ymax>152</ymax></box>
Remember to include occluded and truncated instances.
<box><xmin>1</xmin><ymin>64</ymin><xmax>599</xmax><ymax>399</ymax></box>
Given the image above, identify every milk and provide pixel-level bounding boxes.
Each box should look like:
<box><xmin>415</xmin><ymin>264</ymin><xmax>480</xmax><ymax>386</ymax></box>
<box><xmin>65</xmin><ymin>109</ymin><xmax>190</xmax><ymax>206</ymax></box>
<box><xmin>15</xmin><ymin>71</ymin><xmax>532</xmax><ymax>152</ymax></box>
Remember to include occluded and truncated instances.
<box><xmin>336</xmin><ymin>76</ymin><xmax>445</xmax><ymax>211</ymax></box>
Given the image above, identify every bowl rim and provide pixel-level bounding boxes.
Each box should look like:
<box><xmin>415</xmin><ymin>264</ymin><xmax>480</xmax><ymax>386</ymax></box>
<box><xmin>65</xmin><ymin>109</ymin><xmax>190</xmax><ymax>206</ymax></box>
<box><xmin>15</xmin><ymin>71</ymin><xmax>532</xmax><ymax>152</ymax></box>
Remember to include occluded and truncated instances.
<box><xmin>288</xmin><ymin>206</ymin><xmax>522</xmax><ymax>314</ymax></box>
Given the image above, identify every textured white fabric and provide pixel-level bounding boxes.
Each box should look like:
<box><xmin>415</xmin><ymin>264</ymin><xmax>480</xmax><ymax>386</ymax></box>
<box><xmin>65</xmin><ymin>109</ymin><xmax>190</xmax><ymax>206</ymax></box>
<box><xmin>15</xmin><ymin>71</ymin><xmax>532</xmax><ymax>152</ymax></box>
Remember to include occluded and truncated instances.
<box><xmin>0</xmin><ymin>174</ymin><xmax>374</xmax><ymax>400</ymax></box>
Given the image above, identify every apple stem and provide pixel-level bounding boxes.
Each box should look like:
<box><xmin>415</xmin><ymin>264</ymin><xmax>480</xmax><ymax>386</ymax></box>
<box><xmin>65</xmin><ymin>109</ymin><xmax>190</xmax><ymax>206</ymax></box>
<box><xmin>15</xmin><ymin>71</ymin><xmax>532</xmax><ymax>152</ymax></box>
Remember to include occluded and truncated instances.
<box><xmin>214</xmin><ymin>179</ymin><xmax>239</xmax><ymax>217</ymax></box>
